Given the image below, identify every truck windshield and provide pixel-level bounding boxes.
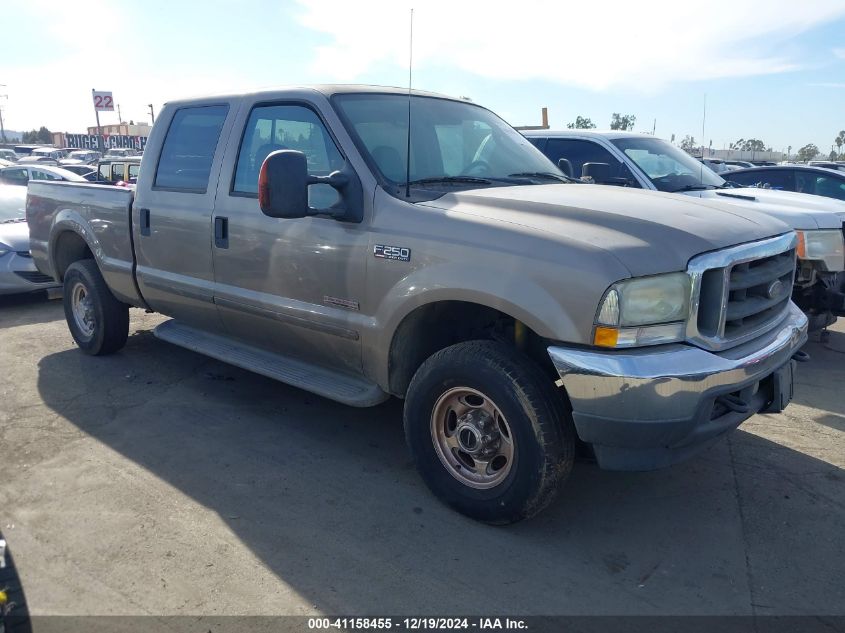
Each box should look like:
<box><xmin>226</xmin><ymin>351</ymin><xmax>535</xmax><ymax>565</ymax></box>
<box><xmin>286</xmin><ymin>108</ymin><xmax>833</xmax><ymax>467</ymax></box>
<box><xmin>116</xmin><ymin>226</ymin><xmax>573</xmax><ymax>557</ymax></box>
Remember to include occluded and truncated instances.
<box><xmin>333</xmin><ymin>94</ymin><xmax>566</xmax><ymax>194</ymax></box>
<box><xmin>611</xmin><ymin>137</ymin><xmax>726</xmax><ymax>192</ymax></box>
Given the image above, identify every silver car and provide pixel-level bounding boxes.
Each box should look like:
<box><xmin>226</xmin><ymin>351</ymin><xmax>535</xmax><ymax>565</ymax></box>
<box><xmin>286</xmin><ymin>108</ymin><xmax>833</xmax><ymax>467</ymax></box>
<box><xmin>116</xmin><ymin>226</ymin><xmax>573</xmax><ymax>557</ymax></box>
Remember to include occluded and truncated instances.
<box><xmin>0</xmin><ymin>186</ymin><xmax>60</xmax><ymax>295</ymax></box>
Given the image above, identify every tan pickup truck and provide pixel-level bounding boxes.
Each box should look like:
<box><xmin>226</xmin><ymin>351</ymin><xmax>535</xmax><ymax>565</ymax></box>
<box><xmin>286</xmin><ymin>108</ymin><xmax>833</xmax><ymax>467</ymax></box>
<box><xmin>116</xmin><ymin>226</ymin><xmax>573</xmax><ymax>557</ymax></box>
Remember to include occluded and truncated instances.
<box><xmin>26</xmin><ymin>86</ymin><xmax>808</xmax><ymax>523</ymax></box>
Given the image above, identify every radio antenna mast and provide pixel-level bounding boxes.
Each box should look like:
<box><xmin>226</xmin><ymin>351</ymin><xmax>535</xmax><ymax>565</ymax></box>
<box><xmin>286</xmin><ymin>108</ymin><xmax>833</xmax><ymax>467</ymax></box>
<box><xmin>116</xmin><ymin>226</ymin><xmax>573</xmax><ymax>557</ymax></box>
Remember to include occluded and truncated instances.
<box><xmin>404</xmin><ymin>8</ymin><xmax>414</xmax><ymax>198</ymax></box>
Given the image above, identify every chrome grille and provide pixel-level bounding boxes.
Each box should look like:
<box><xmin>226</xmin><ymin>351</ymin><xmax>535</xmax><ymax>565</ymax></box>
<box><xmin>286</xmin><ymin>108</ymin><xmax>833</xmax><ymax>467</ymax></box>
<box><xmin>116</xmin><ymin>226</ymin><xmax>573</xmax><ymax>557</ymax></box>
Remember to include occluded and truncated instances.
<box><xmin>687</xmin><ymin>233</ymin><xmax>797</xmax><ymax>351</ymax></box>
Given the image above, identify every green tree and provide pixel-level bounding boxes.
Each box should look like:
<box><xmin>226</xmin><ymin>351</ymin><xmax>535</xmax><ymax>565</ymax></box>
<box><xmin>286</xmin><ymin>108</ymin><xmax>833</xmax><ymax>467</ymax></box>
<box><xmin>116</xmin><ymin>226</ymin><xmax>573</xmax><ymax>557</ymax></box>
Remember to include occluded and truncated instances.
<box><xmin>679</xmin><ymin>135</ymin><xmax>697</xmax><ymax>153</ymax></box>
<box><xmin>609</xmin><ymin>113</ymin><xmax>636</xmax><ymax>131</ymax></box>
<box><xmin>729</xmin><ymin>138</ymin><xmax>766</xmax><ymax>152</ymax></box>
<box><xmin>796</xmin><ymin>143</ymin><xmax>819</xmax><ymax>162</ymax></box>
<box><xmin>21</xmin><ymin>126</ymin><xmax>52</xmax><ymax>144</ymax></box>
<box><xmin>566</xmin><ymin>115</ymin><xmax>596</xmax><ymax>129</ymax></box>
<box><xmin>830</xmin><ymin>150</ymin><xmax>838</xmax><ymax>161</ymax></box>
<box><xmin>836</xmin><ymin>130</ymin><xmax>845</xmax><ymax>158</ymax></box>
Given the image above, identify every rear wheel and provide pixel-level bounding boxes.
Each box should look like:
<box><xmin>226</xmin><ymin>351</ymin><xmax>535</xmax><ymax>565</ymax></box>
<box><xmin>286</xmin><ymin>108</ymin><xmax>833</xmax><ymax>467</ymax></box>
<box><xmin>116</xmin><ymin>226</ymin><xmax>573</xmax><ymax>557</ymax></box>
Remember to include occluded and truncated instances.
<box><xmin>404</xmin><ymin>340</ymin><xmax>575</xmax><ymax>524</ymax></box>
<box><xmin>63</xmin><ymin>260</ymin><xmax>129</xmax><ymax>355</ymax></box>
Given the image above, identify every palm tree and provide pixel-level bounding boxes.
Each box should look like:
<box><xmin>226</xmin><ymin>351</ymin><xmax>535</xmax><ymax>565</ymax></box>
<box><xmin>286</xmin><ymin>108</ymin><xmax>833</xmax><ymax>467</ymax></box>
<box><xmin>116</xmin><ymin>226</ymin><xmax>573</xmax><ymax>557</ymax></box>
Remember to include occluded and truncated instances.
<box><xmin>836</xmin><ymin>131</ymin><xmax>845</xmax><ymax>159</ymax></box>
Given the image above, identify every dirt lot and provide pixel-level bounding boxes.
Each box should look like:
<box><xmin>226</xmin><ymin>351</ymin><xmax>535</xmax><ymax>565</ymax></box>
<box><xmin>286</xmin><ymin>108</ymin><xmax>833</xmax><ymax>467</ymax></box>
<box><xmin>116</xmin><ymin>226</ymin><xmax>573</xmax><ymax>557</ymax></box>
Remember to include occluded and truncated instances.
<box><xmin>1</xmin><ymin>292</ymin><xmax>843</xmax><ymax>617</ymax></box>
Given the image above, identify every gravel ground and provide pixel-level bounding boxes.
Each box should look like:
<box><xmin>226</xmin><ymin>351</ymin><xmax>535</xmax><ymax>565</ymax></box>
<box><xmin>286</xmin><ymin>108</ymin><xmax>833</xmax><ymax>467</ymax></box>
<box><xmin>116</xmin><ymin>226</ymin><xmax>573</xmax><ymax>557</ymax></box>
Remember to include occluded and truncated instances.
<box><xmin>0</xmin><ymin>292</ymin><xmax>843</xmax><ymax>617</ymax></box>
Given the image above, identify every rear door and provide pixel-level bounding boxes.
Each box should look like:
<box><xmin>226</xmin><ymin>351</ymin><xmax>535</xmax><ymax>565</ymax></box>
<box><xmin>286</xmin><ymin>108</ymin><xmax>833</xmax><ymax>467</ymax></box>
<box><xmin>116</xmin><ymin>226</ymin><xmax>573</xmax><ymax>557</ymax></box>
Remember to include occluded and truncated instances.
<box><xmin>132</xmin><ymin>100</ymin><xmax>238</xmax><ymax>330</ymax></box>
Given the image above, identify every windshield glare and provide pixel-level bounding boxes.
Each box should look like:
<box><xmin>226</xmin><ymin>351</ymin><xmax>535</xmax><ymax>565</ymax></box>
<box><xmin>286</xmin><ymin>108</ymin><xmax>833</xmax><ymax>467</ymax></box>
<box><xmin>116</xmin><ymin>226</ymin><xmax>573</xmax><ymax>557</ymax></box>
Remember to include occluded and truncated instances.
<box><xmin>611</xmin><ymin>137</ymin><xmax>725</xmax><ymax>192</ymax></box>
<box><xmin>333</xmin><ymin>94</ymin><xmax>560</xmax><ymax>190</ymax></box>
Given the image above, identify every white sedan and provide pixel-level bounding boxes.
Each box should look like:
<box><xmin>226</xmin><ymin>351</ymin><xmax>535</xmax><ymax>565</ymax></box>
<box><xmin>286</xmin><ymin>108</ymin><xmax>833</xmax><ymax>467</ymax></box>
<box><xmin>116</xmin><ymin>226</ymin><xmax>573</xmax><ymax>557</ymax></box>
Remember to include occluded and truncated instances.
<box><xmin>0</xmin><ymin>164</ymin><xmax>87</xmax><ymax>186</ymax></box>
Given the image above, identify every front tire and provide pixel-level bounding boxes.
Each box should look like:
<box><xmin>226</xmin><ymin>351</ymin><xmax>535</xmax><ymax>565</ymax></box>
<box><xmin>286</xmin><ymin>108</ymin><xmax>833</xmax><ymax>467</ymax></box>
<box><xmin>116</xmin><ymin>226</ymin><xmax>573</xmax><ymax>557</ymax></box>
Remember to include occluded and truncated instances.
<box><xmin>63</xmin><ymin>259</ymin><xmax>129</xmax><ymax>356</ymax></box>
<box><xmin>404</xmin><ymin>340</ymin><xmax>575</xmax><ymax>524</ymax></box>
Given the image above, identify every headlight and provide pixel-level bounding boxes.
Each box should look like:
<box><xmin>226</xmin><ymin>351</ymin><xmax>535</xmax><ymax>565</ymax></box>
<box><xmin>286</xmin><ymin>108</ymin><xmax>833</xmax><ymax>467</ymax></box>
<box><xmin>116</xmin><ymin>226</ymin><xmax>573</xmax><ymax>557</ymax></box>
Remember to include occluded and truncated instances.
<box><xmin>593</xmin><ymin>272</ymin><xmax>691</xmax><ymax>348</ymax></box>
<box><xmin>796</xmin><ymin>230</ymin><xmax>845</xmax><ymax>269</ymax></box>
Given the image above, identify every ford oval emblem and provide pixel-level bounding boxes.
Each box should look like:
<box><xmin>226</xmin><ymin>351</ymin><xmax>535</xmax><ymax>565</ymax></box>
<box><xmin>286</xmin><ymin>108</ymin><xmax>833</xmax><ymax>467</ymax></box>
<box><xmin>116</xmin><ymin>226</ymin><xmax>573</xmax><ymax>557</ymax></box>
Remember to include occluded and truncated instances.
<box><xmin>766</xmin><ymin>279</ymin><xmax>784</xmax><ymax>299</ymax></box>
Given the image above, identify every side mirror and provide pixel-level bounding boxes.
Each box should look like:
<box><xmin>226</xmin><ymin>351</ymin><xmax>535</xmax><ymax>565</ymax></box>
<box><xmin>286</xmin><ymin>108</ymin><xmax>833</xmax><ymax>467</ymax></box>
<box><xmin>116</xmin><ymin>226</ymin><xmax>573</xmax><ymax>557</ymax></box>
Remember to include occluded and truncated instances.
<box><xmin>259</xmin><ymin>150</ymin><xmax>310</xmax><ymax>219</ymax></box>
<box><xmin>581</xmin><ymin>162</ymin><xmax>611</xmax><ymax>183</ymax></box>
<box><xmin>557</xmin><ymin>158</ymin><xmax>574</xmax><ymax>178</ymax></box>
<box><xmin>259</xmin><ymin>149</ymin><xmax>364</xmax><ymax>222</ymax></box>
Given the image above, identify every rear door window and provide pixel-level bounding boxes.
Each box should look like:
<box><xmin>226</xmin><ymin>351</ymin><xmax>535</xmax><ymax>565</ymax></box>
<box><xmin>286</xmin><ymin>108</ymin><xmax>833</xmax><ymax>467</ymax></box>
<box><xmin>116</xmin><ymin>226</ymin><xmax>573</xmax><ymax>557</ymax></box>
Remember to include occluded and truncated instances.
<box><xmin>154</xmin><ymin>104</ymin><xmax>229</xmax><ymax>192</ymax></box>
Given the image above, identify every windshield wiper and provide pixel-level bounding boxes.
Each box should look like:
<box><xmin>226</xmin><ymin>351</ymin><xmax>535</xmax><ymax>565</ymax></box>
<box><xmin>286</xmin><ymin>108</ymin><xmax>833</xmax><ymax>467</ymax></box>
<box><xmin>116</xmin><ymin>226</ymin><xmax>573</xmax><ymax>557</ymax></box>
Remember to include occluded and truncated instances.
<box><xmin>406</xmin><ymin>176</ymin><xmax>492</xmax><ymax>186</ymax></box>
<box><xmin>670</xmin><ymin>184</ymin><xmax>717</xmax><ymax>193</ymax></box>
<box><xmin>507</xmin><ymin>172</ymin><xmax>572</xmax><ymax>183</ymax></box>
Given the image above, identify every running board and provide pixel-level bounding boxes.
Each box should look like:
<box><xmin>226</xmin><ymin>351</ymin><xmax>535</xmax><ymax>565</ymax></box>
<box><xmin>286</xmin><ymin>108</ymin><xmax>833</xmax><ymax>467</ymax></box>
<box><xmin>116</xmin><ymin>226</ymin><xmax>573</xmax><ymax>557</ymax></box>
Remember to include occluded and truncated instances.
<box><xmin>153</xmin><ymin>320</ymin><xmax>389</xmax><ymax>407</ymax></box>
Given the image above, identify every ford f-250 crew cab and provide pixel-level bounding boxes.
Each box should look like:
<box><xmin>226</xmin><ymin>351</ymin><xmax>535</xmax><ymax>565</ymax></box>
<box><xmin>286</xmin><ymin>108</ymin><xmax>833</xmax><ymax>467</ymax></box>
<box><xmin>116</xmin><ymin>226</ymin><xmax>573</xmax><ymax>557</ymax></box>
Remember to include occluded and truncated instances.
<box><xmin>27</xmin><ymin>86</ymin><xmax>808</xmax><ymax>523</ymax></box>
<box><xmin>525</xmin><ymin>130</ymin><xmax>845</xmax><ymax>331</ymax></box>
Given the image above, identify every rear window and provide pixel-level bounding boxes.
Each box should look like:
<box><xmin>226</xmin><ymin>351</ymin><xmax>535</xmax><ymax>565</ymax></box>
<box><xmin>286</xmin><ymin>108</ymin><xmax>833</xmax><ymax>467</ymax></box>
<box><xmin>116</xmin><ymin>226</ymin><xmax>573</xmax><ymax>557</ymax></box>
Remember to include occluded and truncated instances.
<box><xmin>154</xmin><ymin>105</ymin><xmax>228</xmax><ymax>192</ymax></box>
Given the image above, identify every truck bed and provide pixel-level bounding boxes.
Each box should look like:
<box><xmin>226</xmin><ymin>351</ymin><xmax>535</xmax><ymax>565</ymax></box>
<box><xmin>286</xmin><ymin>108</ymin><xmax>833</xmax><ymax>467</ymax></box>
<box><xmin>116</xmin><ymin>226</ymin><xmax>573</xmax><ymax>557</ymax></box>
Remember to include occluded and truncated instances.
<box><xmin>26</xmin><ymin>181</ymin><xmax>142</xmax><ymax>305</ymax></box>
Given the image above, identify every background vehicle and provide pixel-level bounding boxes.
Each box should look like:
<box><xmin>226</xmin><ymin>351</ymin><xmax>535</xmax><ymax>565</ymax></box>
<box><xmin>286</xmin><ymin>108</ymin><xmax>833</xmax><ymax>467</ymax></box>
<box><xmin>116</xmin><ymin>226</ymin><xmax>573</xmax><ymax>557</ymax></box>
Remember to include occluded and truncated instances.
<box><xmin>699</xmin><ymin>157</ymin><xmax>732</xmax><ymax>173</ymax></box>
<box><xmin>0</xmin><ymin>185</ymin><xmax>59</xmax><ymax>295</ymax></box>
<box><xmin>67</xmin><ymin>150</ymin><xmax>100</xmax><ymax>165</ymax></box>
<box><xmin>0</xmin><ymin>149</ymin><xmax>17</xmax><ymax>163</ymax></box>
<box><xmin>12</xmin><ymin>144</ymin><xmax>43</xmax><ymax>157</ymax></box>
<box><xmin>724</xmin><ymin>159</ymin><xmax>755</xmax><ymax>168</ymax></box>
<box><xmin>103</xmin><ymin>148</ymin><xmax>139</xmax><ymax>158</ymax></box>
<box><xmin>30</xmin><ymin>147</ymin><xmax>63</xmax><ymax>162</ymax></box>
<box><xmin>726</xmin><ymin>165</ymin><xmax>845</xmax><ymax>202</ymax></box>
<box><xmin>16</xmin><ymin>155</ymin><xmax>59</xmax><ymax>166</ymax></box>
<box><xmin>0</xmin><ymin>165</ymin><xmax>86</xmax><ymax>186</ymax></box>
<box><xmin>26</xmin><ymin>86</ymin><xmax>808</xmax><ymax>523</ymax></box>
<box><xmin>525</xmin><ymin>130</ymin><xmax>845</xmax><ymax>329</ymax></box>
<box><xmin>60</xmin><ymin>164</ymin><xmax>97</xmax><ymax>180</ymax></box>
<box><xmin>95</xmin><ymin>156</ymin><xmax>141</xmax><ymax>185</ymax></box>
<box><xmin>808</xmin><ymin>161</ymin><xmax>845</xmax><ymax>172</ymax></box>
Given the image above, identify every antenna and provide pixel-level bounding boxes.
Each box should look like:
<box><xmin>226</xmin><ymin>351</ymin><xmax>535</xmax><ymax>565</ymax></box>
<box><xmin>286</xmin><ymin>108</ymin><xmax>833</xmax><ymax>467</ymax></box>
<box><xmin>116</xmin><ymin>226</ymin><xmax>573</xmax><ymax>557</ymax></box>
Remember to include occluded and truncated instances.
<box><xmin>404</xmin><ymin>8</ymin><xmax>414</xmax><ymax>198</ymax></box>
<box><xmin>700</xmin><ymin>93</ymin><xmax>706</xmax><ymax>182</ymax></box>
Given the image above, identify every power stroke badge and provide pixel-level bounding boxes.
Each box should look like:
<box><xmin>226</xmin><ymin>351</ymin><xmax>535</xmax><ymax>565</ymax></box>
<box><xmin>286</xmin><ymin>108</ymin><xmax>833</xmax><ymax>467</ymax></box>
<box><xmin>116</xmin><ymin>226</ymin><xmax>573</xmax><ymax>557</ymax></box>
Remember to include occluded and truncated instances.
<box><xmin>373</xmin><ymin>244</ymin><xmax>411</xmax><ymax>262</ymax></box>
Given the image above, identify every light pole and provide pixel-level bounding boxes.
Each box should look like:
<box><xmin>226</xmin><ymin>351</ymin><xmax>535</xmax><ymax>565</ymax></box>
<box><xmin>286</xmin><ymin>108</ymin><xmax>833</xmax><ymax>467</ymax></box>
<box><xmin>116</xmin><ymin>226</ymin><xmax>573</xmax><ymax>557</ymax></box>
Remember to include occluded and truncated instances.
<box><xmin>147</xmin><ymin>103</ymin><xmax>155</xmax><ymax>124</ymax></box>
<box><xmin>0</xmin><ymin>84</ymin><xmax>7</xmax><ymax>144</ymax></box>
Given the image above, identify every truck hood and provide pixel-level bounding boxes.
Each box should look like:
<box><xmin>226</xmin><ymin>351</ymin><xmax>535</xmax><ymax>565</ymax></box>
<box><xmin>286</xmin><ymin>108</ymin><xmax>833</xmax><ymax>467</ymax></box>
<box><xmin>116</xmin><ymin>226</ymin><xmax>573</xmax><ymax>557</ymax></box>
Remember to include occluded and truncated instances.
<box><xmin>686</xmin><ymin>187</ymin><xmax>845</xmax><ymax>230</ymax></box>
<box><xmin>0</xmin><ymin>219</ymin><xmax>31</xmax><ymax>252</ymax></box>
<box><xmin>421</xmin><ymin>184</ymin><xmax>791</xmax><ymax>277</ymax></box>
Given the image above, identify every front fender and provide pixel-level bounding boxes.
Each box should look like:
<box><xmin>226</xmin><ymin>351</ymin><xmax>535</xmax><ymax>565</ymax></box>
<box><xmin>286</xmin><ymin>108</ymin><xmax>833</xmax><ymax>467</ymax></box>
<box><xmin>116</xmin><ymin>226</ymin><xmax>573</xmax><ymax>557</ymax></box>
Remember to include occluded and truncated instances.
<box><xmin>363</xmin><ymin>261</ymin><xmax>585</xmax><ymax>389</ymax></box>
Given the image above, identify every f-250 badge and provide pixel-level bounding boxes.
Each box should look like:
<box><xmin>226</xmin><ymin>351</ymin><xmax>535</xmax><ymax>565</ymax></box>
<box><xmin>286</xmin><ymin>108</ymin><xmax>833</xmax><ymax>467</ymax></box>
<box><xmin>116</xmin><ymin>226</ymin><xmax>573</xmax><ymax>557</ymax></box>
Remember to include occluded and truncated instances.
<box><xmin>373</xmin><ymin>244</ymin><xmax>411</xmax><ymax>262</ymax></box>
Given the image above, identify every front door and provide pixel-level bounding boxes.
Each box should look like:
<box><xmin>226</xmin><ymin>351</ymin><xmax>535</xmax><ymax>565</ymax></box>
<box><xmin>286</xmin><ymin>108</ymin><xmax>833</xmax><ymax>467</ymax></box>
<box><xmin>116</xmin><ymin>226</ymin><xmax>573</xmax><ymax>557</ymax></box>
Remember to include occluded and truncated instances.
<box><xmin>210</xmin><ymin>99</ymin><xmax>368</xmax><ymax>375</ymax></box>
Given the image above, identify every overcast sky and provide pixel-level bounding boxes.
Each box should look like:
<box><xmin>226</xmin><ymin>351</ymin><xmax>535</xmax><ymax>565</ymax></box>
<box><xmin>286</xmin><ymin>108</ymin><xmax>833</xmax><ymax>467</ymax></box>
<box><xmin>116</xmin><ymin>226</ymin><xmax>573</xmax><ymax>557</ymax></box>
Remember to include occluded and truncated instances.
<box><xmin>3</xmin><ymin>0</ymin><xmax>845</xmax><ymax>153</ymax></box>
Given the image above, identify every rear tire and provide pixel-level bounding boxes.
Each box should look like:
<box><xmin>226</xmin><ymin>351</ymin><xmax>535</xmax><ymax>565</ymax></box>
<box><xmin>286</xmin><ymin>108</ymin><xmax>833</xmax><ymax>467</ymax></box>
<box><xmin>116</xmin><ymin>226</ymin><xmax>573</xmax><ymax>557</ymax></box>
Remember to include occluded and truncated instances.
<box><xmin>63</xmin><ymin>259</ymin><xmax>129</xmax><ymax>355</ymax></box>
<box><xmin>404</xmin><ymin>340</ymin><xmax>575</xmax><ymax>524</ymax></box>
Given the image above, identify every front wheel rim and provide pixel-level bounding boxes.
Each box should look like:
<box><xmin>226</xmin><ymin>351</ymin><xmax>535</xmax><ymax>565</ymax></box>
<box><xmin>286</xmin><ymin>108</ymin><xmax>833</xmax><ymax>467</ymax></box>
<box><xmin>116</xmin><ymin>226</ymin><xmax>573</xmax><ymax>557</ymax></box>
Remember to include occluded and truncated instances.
<box><xmin>70</xmin><ymin>282</ymin><xmax>96</xmax><ymax>339</ymax></box>
<box><xmin>430</xmin><ymin>387</ymin><xmax>515</xmax><ymax>490</ymax></box>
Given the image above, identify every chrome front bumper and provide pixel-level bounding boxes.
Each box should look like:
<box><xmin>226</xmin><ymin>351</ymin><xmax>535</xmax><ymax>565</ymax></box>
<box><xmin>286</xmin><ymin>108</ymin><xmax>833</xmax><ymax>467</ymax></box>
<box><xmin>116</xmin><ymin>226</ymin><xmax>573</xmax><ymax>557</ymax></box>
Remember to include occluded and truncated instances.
<box><xmin>548</xmin><ymin>302</ymin><xmax>808</xmax><ymax>470</ymax></box>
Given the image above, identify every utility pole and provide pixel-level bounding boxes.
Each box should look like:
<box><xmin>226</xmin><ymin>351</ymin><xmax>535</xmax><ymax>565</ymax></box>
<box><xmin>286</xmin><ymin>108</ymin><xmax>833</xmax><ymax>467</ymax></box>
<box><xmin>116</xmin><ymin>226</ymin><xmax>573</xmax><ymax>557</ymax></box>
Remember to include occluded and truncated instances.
<box><xmin>92</xmin><ymin>88</ymin><xmax>103</xmax><ymax>153</ymax></box>
<box><xmin>0</xmin><ymin>85</ymin><xmax>7</xmax><ymax>144</ymax></box>
<box><xmin>147</xmin><ymin>103</ymin><xmax>155</xmax><ymax>124</ymax></box>
<box><xmin>117</xmin><ymin>103</ymin><xmax>122</xmax><ymax>122</ymax></box>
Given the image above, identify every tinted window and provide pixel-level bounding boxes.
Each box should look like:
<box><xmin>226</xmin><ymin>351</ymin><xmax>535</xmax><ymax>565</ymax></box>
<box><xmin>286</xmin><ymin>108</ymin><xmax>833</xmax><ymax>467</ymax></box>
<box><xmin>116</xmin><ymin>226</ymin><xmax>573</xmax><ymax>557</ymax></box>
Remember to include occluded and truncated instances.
<box><xmin>233</xmin><ymin>104</ymin><xmax>343</xmax><ymax>208</ymax></box>
<box><xmin>796</xmin><ymin>172</ymin><xmax>845</xmax><ymax>201</ymax></box>
<box><xmin>154</xmin><ymin>104</ymin><xmax>229</xmax><ymax>192</ymax></box>
<box><xmin>112</xmin><ymin>163</ymin><xmax>125</xmax><ymax>181</ymax></box>
<box><xmin>544</xmin><ymin>138</ymin><xmax>639</xmax><ymax>185</ymax></box>
<box><xmin>728</xmin><ymin>169</ymin><xmax>794</xmax><ymax>190</ymax></box>
<box><xmin>2</xmin><ymin>168</ymin><xmax>28</xmax><ymax>183</ymax></box>
<box><xmin>99</xmin><ymin>163</ymin><xmax>111</xmax><ymax>182</ymax></box>
<box><xmin>31</xmin><ymin>170</ymin><xmax>61</xmax><ymax>181</ymax></box>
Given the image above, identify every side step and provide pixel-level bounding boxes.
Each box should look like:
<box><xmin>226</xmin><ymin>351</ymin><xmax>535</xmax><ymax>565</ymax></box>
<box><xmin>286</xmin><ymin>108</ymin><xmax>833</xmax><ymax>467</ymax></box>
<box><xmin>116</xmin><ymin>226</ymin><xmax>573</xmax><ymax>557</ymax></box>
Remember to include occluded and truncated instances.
<box><xmin>153</xmin><ymin>320</ymin><xmax>389</xmax><ymax>408</ymax></box>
